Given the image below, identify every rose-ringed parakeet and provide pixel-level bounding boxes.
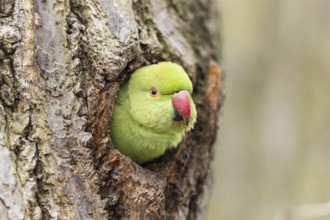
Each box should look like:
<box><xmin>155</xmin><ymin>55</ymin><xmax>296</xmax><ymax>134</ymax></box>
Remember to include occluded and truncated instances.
<box><xmin>110</xmin><ymin>62</ymin><xmax>197</xmax><ymax>164</ymax></box>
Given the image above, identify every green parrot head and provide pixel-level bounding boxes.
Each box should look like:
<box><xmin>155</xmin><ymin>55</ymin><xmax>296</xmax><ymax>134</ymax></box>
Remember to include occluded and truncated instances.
<box><xmin>128</xmin><ymin>62</ymin><xmax>197</xmax><ymax>133</ymax></box>
<box><xmin>110</xmin><ymin>62</ymin><xmax>197</xmax><ymax>164</ymax></box>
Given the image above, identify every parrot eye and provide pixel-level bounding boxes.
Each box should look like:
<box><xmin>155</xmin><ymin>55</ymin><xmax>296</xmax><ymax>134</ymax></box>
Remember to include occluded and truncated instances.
<box><xmin>149</xmin><ymin>87</ymin><xmax>159</xmax><ymax>97</ymax></box>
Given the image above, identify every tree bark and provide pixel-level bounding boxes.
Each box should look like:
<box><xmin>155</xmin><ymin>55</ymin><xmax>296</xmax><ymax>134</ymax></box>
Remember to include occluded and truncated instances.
<box><xmin>0</xmin><ymin>0</ymin><xmax>223</xmax><ymax>219</ymax></box>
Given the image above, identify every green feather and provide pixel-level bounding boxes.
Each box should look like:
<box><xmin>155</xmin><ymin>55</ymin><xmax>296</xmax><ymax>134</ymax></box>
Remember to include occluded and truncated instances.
<box><xmin>110</xmin><ymin>62</ymin><xmax>197</xmax><ymax>164</ymax></box>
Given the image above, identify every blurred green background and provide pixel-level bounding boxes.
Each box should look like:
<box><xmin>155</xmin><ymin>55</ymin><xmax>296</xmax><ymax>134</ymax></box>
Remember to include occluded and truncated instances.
<box><xmin>207</xmin><ymin>0</ymin><xmax>330</xmax><ymax>220</ymax></box>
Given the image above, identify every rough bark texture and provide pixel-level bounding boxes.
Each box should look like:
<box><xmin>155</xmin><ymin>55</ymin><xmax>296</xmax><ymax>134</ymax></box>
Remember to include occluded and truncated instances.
<box><xmin>0</xmin><ymin>0</ymin><xmax>223</xmax><ymax>219</ymax></box>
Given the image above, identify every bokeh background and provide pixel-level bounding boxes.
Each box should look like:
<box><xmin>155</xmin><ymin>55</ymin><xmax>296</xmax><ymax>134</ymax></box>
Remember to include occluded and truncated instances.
<box><xmin>207</xmin><ymin>0</ymin><xmax>330</xmax><ymax>220</ymax></box>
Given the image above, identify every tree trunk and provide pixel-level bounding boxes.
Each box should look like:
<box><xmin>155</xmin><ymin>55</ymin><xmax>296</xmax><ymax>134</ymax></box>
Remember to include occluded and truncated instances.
<box><xmin>0</xmin><ymin>0</ymin><xmax>223</xmax><ymax>219</ymax></box>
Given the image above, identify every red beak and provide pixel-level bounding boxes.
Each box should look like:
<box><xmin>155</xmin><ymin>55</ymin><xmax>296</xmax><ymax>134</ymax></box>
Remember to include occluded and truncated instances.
<box><xmin>172</xmin><ymin>90</ymin><xmax>191</xmax><ymax>126</ymax></box>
